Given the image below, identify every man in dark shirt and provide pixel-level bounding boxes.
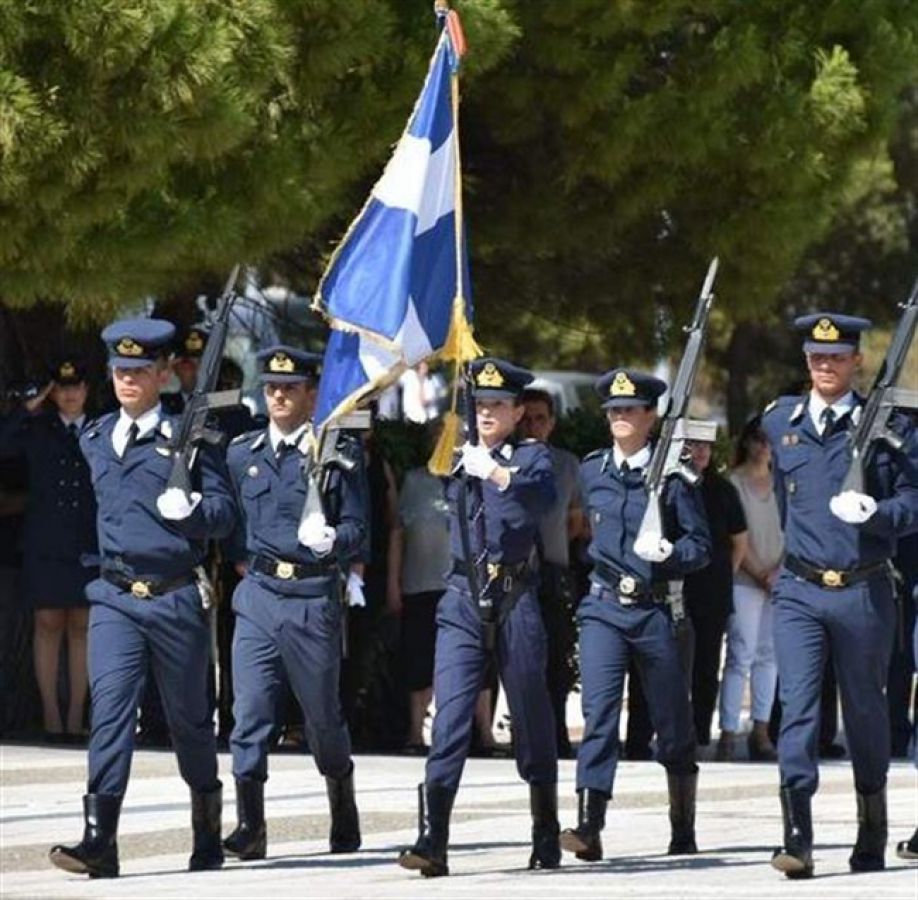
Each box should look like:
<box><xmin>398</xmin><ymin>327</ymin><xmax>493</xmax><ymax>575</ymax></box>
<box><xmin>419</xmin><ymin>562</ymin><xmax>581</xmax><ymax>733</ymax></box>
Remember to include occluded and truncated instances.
<box><xmin>683</xmin><ymin>438</ymin><xmax>747</xmax><ymax>747</ymax></box>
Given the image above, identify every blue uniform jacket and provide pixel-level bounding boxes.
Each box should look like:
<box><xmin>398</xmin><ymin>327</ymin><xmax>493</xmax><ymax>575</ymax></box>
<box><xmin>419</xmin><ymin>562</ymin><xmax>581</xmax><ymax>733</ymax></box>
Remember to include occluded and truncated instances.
<box><xmin>226</xmin><ymin>428</ymin><xmax>367</xmax><ymax>596</ymax></box>
<box><xmin>0</xmin><ymin>409</ymin><xmax>97</xmax><ymax>562</ymax></box>
<box><xmin>762</xmin><ymin>393</ymin><xmax>918</xmax><ymax>570</ymax></box>
<box><xmin>80</xmin><ymin>411</ymin><xmax>236</xmax><ymax>578</ymax></box>
<box><xmin>580</xmin><ymin>446</ymin><xmax>711</xmax><ymax>586</ymax></box>
<box><xmin>447</xmin><ymin>438</ymin><xmax>557</xmax><ymax>567</ymax></box>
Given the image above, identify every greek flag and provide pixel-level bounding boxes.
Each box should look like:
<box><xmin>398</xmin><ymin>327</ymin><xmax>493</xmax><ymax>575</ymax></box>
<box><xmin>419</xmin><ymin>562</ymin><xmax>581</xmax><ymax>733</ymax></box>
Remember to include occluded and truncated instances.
<box><xmin>313</xmin><ymin>19</ymin><xmax>470</xmax><ymax>428</ymax></box>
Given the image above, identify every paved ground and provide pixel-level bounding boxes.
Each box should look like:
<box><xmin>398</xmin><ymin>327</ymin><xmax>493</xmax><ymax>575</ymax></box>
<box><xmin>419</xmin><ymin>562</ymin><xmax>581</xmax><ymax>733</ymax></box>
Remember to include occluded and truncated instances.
<box><xmin>1</xmin><ymin>742</ymin><xmax>916</xmax><ymax>899</ymax></box>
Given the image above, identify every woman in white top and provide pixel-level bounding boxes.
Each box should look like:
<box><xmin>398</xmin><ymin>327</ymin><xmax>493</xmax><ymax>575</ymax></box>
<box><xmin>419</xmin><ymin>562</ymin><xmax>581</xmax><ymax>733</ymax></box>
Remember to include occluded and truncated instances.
<box><xmin>718</xmin><ymin>416</ymin><xmax>784</xmax><ymax>761</ymax></box>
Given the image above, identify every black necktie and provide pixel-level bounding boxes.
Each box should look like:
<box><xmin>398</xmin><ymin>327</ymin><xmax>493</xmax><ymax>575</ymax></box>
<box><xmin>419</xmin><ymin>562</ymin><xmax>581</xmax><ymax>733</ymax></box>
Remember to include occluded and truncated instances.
<box><xmin>276</xmin><ymin>441</ymin><xmax>292</xmax><ymax>462</ymax></box>
<box><xmin>821</xmin><ymin>408</ymin><xmax>836</xmax><ymax>437</ymax></box>
<box><xmin>123</xmin><ymin>422</ymin><xmax>139</xmax><ymax>456</ymax></box>
<box><xmin>67</xmin><ymin>423</ymin><xmax>79</xmax><ymax>443</ymax></box>
<box><xmin>620</xmin><ymin>460</ymin><xmax>630</xmax><ymax>475</ymax></box>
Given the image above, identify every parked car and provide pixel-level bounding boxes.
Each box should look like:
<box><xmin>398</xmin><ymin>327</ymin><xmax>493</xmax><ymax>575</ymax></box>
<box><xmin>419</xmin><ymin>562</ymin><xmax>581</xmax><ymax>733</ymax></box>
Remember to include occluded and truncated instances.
<box><xmin>529</xmin><ymin>370</ymin><xmax>599</xmax><ymax>417</ymax></box>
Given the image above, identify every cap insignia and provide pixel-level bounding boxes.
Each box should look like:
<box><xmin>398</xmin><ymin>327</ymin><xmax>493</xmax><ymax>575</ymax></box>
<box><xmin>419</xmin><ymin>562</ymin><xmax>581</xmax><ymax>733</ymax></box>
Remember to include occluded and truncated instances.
<box><xmin>269</xmin><ymin>352</ymin><xmax>295</xmax><ymax>374</ymax></box>
<box><xmin>812</xmin><ymin>318</ymin><xmax>840</xmax><ymax>342</ymax></box>
<box><xmin>116</xmin><ymin>338</ymin><xmax>144</xmax><ymax>357</ymax></box>
<box><xmin>476</xmin><ymin>362</ymin><xmax>505</xmax><ymax>388</ymax></box>
<box><xmin>610</xmin><ymin>372</ymin><xmax>637</xmax><ymax>397</ymax></box>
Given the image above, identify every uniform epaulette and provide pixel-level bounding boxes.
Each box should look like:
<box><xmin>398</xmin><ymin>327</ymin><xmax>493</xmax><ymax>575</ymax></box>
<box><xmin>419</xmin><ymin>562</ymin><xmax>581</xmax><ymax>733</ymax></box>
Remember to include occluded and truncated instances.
<box><xmin>230</xmin><ymin>428</ymin><xmax>260</xmax><ymax>446</ymax></box>
<box><xmin>83</xmin><ymin>412</ymin><xmax>115</xmax><ymax>439</ymax></box>
<box><xmin>582</xmin><ymin>448</ymin><xmax>606</xmax><ymax>462</ymax></box>
<box><xmin>762</xmin><ymin>396</ymin><xmax>799</xmax><ymax>417</ymax></box>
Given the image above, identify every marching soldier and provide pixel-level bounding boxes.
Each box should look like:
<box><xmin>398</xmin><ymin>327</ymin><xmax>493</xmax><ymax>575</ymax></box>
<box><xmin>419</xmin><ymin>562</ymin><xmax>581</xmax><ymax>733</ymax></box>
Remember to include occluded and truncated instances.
<box><xmin>561</xmin><ymin>369</ymin><xmax>710</xmax><ymax>863</ymax></box>
<box><xmin>0</xmin><ymin>359</ymin><xmax>97</xmax><ymax>740</ymax></box>
<box><xmin>223</xmin><ymin>346</ymin><xmax>365</xmax><ymax>860</ymax></box>
<box><xmin>763</xmin><ymin>314</ymin><xmax>918</xmax><ymax>879</ymax></box>
<box><xmin>49</xmin><ymin>319</ymin><xmax>236</xmax><ymax>878</ymax></box>
<box><xmin>398</xmin><ymin>357</ymin><xmax>560</xmax><ymax>877</ymax></box>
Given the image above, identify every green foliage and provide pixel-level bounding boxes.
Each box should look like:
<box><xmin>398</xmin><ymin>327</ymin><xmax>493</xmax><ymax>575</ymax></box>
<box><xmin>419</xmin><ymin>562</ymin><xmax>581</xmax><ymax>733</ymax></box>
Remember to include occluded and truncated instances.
<box><xmin>0</xmin><ymin>1</ymin><xmax>515</xmax><ymax>319</ymax></box>
<box><xmin>462</xmin><ymin>1</ymin><xmax>918</xmax><ymax>357</ymax></box>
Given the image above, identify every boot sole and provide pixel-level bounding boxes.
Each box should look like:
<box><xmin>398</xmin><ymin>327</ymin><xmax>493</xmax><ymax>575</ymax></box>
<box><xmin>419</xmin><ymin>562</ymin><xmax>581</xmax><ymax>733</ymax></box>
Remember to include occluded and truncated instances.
<box><xmin>896</xmin><ymin>843</ymin><xmax>918</xmax><ymax>860</ymax></box>
<box><xmin>559</xmin><ymin>832</ymin><xmax>601</xmax><ymax>861</ymax></box>
<box><xmin>398</xmin><ymin>851</ymin><xmax>448</xmax><ymax>877</ymax></box>
<box><xmin>771</xmin><ymin>852</ymin><xmax>813</xmax><ymax>879</ymax></box>
<box><xmin>48</xmin><ymin>849</ymin><xmax>118</xmax><ymax>878</ymax></box>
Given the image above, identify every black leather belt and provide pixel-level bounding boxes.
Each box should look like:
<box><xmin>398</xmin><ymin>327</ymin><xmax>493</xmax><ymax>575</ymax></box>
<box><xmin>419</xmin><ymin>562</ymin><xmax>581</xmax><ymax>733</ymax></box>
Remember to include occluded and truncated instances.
<box><xmin>593</xmin><ymin>562</ymin><xmax>667</xmax><ymax>605</ymax></box>
<box><xmin>101</xmin><ymin>569</ymin><xmax>196</xmax><ymax>600</ymax></box>
<box><xmin>251</xmin><ymin>554</ymin><xmax>334</xmax><ymax>581</ymax></box>
<box><xmin>785</xmin><ymin>555</ymin><xmax>889</xmax><ymax>590</ymax></box>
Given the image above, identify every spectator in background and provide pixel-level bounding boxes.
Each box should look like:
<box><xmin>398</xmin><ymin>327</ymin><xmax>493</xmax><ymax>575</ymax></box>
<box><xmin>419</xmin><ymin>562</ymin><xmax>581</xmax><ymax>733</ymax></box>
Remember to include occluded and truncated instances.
<box><xmin>399</xmin><ymin>362</ymin><xmax>448</xmax><ymax>424</ymax></box>
<box><xmin>0</xmin><ymin>361</ymin><xmax>97</xmax><ymax>742</ymax></box>
<box><xmin>387</xmin><ymin>422</ymin><xmax>451</xmax><ymax>753</ymax></box>
<box><xmin>521</xmin><ymin>388</ymin><xmax>586</xmax><ymax>758</ymax></box>
<box><xmin>683</xmin><ymin>434</ymin><xmax>747</xmax><ymax>748</ymax></box>
<box><xmin>718</xmin><ymin>417</ymin><xmax>783</xmax><ymax>761</ymax></box>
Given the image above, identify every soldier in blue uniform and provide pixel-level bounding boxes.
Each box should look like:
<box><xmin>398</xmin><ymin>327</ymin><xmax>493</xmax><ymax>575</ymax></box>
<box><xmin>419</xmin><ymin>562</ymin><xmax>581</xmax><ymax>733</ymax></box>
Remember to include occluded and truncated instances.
<box><xmin>763</xmin><ymin>313</ymin><xmax>918</xmax><ymax>878</ymax></box>
<box><xmin>49</xmin><ymin>319</ymin><xmax>237</xmax><ymax>878</ymax></box>
<box><xmin>223</xmin><ymin>346</ymin><xmax>365</xmax><ymax>860</ymax></box>
<box><xmin>398</xmin><ymin>357</ymin><xmax>560</xmax><ymax>878</ymax></box>
<box><xmin>0</xmin><ymin>359</ymin><xmax>97</xmax><ymax>740</ymax></box>
<box><xmin>561</xmin><ymin>369</ymin><xmax>710</xmax><ymax>863</ymax></box>
<box><xmin>162</xmin><ymin>323</ymin><xmax>208</xmax><ymax>414</ymax></box>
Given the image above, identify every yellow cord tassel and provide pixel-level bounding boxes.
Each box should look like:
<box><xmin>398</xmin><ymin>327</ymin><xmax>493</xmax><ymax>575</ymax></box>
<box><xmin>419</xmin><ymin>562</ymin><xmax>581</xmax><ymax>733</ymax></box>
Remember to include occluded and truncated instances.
<box><xmin>440</xmin><ymin>294</ymin><xmax>482</xmax><ymax>362</ymax></box>
<box><xmin>427</xmin><ymin>409</ymin><xmax>462</xmax><ymax>476</ymax></box>
<box><xmin>428</xmin><ymin>297</ymin><xmax>480</xmax><ymax>475</ymax></box>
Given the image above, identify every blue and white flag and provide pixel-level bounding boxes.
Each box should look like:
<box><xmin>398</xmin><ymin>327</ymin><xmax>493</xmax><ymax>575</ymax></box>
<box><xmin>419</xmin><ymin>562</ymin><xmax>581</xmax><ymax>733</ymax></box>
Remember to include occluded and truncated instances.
<box><xmin>313</xmin><ymin>21</ymin><xmax>471</xmax><ymax>428</ymax></box>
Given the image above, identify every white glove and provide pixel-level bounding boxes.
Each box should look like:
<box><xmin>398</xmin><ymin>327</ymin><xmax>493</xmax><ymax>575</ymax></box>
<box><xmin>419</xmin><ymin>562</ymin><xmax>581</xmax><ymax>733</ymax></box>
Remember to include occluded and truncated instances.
<box><xmin>461</xmin><ymin>442</ymin><xmax>498</xmax><ymax>480</ymax></box>
<box><xmin>829</xmin><ymin>490</ymin><xmax>878</xmax><ymax>524</ymax></box>
<box><xmin>634</xmin><ymin>532</ymin><xmax>674</xmax><ymax>563</ymax></box>
<box><xmin>157</xmin><ymin>488</ymin><xmax>202</xmax><ymax>521</ymax></box>
<box><xmin>297</xmin><ymin>512</ymin><xmax>336</xmax><ymax>555</ymax></box>
<box><xmin>346</xmin><ymin>571</ymin><xmax>366</xmax><ymax>608</ymax></box>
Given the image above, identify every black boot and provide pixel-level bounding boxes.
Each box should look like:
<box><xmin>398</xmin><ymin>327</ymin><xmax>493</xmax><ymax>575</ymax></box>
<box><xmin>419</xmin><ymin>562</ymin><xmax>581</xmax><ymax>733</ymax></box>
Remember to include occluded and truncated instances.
<box><xmin>560</xmin><ymin>788</ymin><xmax>607</xmax><ymax>862</ymax></box>
<box><xmin>49</xmin><ymin>794</ymin><xmax>122</xmax><ymax>878</ymax></box>
<box><xmin>849</xmin><ymin>788</ymin><xmax>887</xmax><ymax>872</ymax></box>
<box><xmin>771</xmin><ymin>787</ymin><xmax>814</xmax><ymax>879</ymax></box>
<box><xmin>528</xmin><ymin>783</ymin><xmax>561</xmax><ymax>870</ymax></box>
<box><xmin>666</xmin><ymin>770</ymin><xmax>698</xmax><ymax>855</ymax></box>
<box><xmin>326</xmin><ymin>764</ymin><xmax>361</xmax><ymax>853</ymax></box>
<box><xmin>223</xmin><ymin>778</ymin><xmax>266</xmax><ymax>860</ymax></box>
<box><xmin>398</xmin><ymin>783</ymin><xmax>456</xmax><ymax>877</ymax></box>
<box><xmin>189</xmin><ymin>784</ymin><xmax>224</xmax><ymax>871</ymax></box>
<box><xmin>896</xmin><ymin>827</ymin><xmax>918</xmax><ymax>860</ymax></box>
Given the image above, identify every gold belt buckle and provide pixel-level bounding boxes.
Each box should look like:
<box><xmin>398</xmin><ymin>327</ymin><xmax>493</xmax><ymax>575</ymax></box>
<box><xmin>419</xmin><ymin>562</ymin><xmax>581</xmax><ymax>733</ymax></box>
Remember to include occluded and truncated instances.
<box><xmin>131</xmin><ymin>580</ymin><xmax>152</xmax><ymax>599</ymax></box>
<box><xmin>275</xmin><ymin>561</ymin><xmax>295</xmax><ymax>580</ymax></box>
<box><xmin>821</xmin><ymin>568</ymin><xmax>844</xmax><ymax>588</ymax></box>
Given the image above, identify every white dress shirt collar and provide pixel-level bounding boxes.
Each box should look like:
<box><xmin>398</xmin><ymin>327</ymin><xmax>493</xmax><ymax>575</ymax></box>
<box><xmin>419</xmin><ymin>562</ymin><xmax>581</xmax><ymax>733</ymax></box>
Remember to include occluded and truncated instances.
<box><xmin>112</xmin><ymin>404</ymin><xmax>161</xmax><ymax>457</ymax></box>
<box><xmin>612</xmin><ymin>443</ymin><xmax>652</xmax><ymax>472</ymax></box>
<box><xmin>269</xmin><ymin>421</ymin><xmax>308</xmax><ymax>454</ymax></box>
<box><xmin>809</xmin><ymin>389</ymin><xmax>855</xmax><ymax>434</ymax></box>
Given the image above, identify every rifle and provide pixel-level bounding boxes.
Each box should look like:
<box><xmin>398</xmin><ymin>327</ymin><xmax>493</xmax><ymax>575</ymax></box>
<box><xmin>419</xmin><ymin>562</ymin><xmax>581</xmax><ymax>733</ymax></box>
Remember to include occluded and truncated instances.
<box><xmin>840</xmin><ymin>278</ymin><xmax>918</xmax><ymax>494</ymax></box>
<box><xmin>637</xmin><ymin>257</ymin><xmax>719</xmax><ymax>544</ymax></box>
<box><xmin>163</xmin><ymin>265</ymin><xmax>242</xmax><ymax>498</ymax></box>
<box><xmin>298</xmin><ymin>410</ymin><xmax>372</xmax><ymax>658</ymax></box>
